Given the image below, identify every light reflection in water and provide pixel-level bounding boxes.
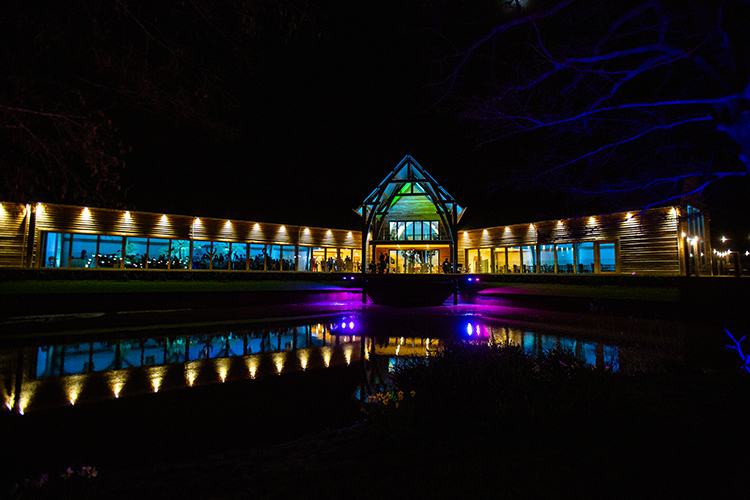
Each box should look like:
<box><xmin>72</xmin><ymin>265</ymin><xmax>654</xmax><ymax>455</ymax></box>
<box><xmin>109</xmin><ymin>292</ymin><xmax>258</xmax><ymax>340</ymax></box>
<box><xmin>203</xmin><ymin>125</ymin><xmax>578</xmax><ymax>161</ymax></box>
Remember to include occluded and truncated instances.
<box><xmin>2</xmin><ymin>307</ymin><xmax>625</xmax><ymax>414</ymax></box>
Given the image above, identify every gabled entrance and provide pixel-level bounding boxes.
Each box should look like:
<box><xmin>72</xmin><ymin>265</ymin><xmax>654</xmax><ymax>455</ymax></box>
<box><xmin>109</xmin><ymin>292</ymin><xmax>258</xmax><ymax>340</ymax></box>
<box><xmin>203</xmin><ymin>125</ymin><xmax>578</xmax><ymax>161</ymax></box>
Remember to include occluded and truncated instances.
<box><xmin>356</xmin><ymin>155</ymin><xmax>465</xmax><ymax>274</ymax></box>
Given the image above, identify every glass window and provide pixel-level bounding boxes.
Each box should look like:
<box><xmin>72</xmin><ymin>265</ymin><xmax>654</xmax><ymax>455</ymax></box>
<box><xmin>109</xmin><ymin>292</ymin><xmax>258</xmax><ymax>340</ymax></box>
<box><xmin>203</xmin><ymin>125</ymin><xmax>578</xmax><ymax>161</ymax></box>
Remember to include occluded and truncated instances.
<box><xmin>230</xmin><ymin>243</ymin><xmax>247</xmax><ymax>270</ymax></box>
<box><xmin>70</xmin><ymin>234</ymin><xmax>97</xmax><ymax>268</ymax></box>
<box><xmin>125</xmin><ymin>237</ymin><xmax>148</xmax><ymax>269</ymax></box>
<box><xmin>310</xmin><ymin>247</ymin><xmax>325</xmax><ymax>272</ymax></box>
<box><xmin>389</xmin><ymin>222</ymin><xmax>397</xmax><ymax>240</ymax></box>
<box><xmin>43</xmin><ymin>232</ymin><xmax>68</xmax><ymax>268</ymax></box>
<box><xmin>340</xmin><ymin>249</ymin><xmax>353</xmax><ymax>272</ymax></box>
<box><xmin>212</xmin><ymin>241</ymin><xmax>230</xmax><ymax>270</ymax></box>
<box><xmin>576</xmin><ymin>242</ymin><xmax>595</xmax><ymax>274</ymax></box>
<box><xmin>397</xmin><ymin>222</ymin><xmax>406</xmax><ymax>241</ymax></box>
<box><xmin>521</xmin><ymin>245</ymin><xmax>537</xmax><ymax>273</ymax></box>
<box><xmin>193</xmin><ymin>242</ymin><xmax>212</xmax><ymax>269</ymax></box>
<box><xmin>508</xmin><ymin>247</ymin><xmax>521</xmax><ymax>273</ymax></box>
<box><xmin>282</xmin><ymin>246</ymin><xmax>296</xmax><ymax>271</ymax></box>
<box><xmin>599</xmin><ymin>242</ymin><xmax>616</xmax><ymax>272</ymax></box>
<box><xmin>404</xmin><ymin>221</ymin><xmax>415</xmax><ymax>241</ymax></box>
<box><xmin>149</xmin><ymin>238</ymin><xmax>171</xmax><ymax>269</ymax></box>
<box><xmin>431</xmin><ymin>221</ymin><xmax>439</xmax><ymax>240</ymax></box>
<box><xmin>352</xmin><ymin>249</ymin><xmax>362</xmax><ymax>273</ymax></box>
<box><xmin>171</xmin><ymin>240</ymin><xmax>191</xmax><ymax>269</ymax></box>
<box><xmin>494</xmin><ymin>248</ymin><xmax>506</xmax><ymax>273</ymax></box>
<box><xmin>97</xmin><ymin>235</ymin><xmax>123</xmax><ymax>268</ymax></box>
<box><xmin>539</xmin><ymin>245</ymin><xmax>555</xmax><ymax>273</ymax></box>
<box><xmin>479</xmin><ymin>248</ymin><xmax>491</xmax><ymax>273</ymax></box>
<box><xmin>298</xmin><ymin>246</ymin><xmax>311</xmax><ymax>271</ymax></box>
<box><xmin>267</xmin><ymin>245</ymin><xmax>281</xmax><ymax>271</ymax></box>
<box><xmin>249</xmin><ymin>244</ymin><xmax>266</xmax><ymax>270</ymax></box>
<box><xmin>556</xmin><ymin>243</ymin><xmax>575</xmax><ymax>273</ymax></box>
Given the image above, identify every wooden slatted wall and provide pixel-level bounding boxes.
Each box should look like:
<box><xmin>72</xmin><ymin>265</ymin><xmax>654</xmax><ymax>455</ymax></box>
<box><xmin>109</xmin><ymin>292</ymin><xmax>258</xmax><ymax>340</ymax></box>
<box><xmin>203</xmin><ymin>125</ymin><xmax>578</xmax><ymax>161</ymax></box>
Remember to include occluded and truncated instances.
<box><xmin>458</xmin><ymin>207</ymin><xmax>681</xmax><ymax>275</ymax></box>
<box><xmin>15</xmin><ymin>202</ymin><xmax>362</xmax><ymax>267</ymax></box>
<box><xmin>0</xmin><ymin>203</ymin><xmax>28</xmax><ymax>267</ymax></box>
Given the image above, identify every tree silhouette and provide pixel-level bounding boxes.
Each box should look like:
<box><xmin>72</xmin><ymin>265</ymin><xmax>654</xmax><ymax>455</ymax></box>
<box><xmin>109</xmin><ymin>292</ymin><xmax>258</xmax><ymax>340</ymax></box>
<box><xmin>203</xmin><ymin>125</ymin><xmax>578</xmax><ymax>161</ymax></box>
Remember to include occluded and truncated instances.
<box><xmin>430</xmin><ymin>0</ymin><xmax>750</xmax><ymax>211</ymax></box>
<box><xmin>1</xmin><ymin>0</ymin><xmax>319</xmax><ymax>207</ymax></box>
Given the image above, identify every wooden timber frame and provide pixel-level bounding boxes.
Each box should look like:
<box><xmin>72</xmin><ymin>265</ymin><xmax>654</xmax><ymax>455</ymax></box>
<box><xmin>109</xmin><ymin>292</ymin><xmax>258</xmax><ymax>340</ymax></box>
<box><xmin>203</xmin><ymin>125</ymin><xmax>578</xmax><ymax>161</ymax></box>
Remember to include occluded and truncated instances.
<box><xmin>355</xmin><ymin>155</ymin><xmax>465</xmax><ymax>275</ymax></box>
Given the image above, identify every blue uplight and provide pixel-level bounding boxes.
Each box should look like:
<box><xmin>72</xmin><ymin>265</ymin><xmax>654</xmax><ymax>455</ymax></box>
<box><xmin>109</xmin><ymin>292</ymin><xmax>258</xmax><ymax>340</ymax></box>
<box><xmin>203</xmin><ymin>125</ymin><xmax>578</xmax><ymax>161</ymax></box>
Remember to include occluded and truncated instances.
<box><xmin>341</xmin><ymin>322</ymin><xmax>346</xmax><ymax>329</ymax></box>
<box><xmin>467</xmin><ymin>277</ymin><xmax>473</xmax><ymax>282</ymax></box>
<box><xmin>467</xmin><ymin>323</ymin><xmax>473</xmax><ymax>335</ymax></box>
<box><xmin>349</xmin><ymin>321</ymin><xmax>354</xmax><ymax>329</ymax></box>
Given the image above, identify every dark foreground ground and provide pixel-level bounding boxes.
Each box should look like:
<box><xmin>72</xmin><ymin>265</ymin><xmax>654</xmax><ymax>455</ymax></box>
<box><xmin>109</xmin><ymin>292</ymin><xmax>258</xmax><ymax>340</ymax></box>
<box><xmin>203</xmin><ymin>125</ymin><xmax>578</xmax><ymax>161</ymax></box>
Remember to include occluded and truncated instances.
<box><xmin>3</xmin><ymin>274</ymin><xmax>750</xmax><ymax>498</ymax></box>
<box><xmin>5</xmin><ymin>359</ymin><xmax>750</xmax><ymax>499</ymax></box>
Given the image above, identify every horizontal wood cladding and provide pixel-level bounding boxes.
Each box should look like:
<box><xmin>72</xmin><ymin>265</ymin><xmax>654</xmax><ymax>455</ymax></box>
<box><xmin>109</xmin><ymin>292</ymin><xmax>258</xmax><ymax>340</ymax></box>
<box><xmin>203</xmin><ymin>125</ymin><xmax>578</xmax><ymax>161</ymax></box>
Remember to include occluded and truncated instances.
<box><xmin>458</xmin><ymin>207</ymin><xmax>680</xmax><ymax>275</ymax></box>
<box><xmin>24</xmin><ymin>203</ymin><xmax>361</xmax><ymax>249</ymax></box>
<box><xmin>383</xmin><ymin>196</ymin><xmax>442</xmax><ymax>222</ymax></box>
<box><xmin>0</xmin><ymin>202</ymin><xmax>27</xmax><ymax>267</ymax></box>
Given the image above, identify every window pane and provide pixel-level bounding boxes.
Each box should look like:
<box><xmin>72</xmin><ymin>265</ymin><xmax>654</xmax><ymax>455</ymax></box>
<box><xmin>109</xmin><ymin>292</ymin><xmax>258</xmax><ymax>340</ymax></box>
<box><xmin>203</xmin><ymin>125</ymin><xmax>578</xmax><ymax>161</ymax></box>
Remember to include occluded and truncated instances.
<box><xmin>212</xmin><ymin>241</ymin><xmax>230</xmax><ymax>270</ymax></box>
<box><xmin>521</xmin><ymin>246</ymin><xmax>536</xmax><ymax>273</ymax></box>
<box><xmin>479</xmin><ymin>248</ymin><xmax>491</xmax><ymax>273</ymax></box>
<box><xmin>576</xmin><ymin>242</ymin><xmax>595</xmax><ymax>274</ymax></box>
<box><xmin>298</xmin><ymin>246</ymin><xmax>311</xmax><ymax>271</ymax></box>
<box><xmin>431</xmin><ymin>221</ymin><xmax>439</xmax><ymax>240</ymax></box>
<box><xmin>389</xmin><ymin>222</ymin><xmax>397</xmax><ymax>240</ymax></box>
<box><xmin>125</xmin><ymin>237</ymin><xmax>148</xmax><ymax>269</ymax></box>
<box><xmin>404</xmin><ymin>221</ymin><xmax>415</xmax><ymax>241</ymax></box>
<box><xmin>468</xmin><ymin>249</ymin><xmax>479</xmax><ymax>273</ymax></box>
<box><xmin>282</xmin><ymin>246</ymin><xmax>296</xmax><ymax>271</ymax></box>
<box><xmin>340</xmin><ymin>249</ymin><xmax>353</xmax><ymax>272</ymax></box>
<box><xmin>539</xmin><ymin>245</ymin><xmax>555</xmax><ymax>273</ymax></box>
<box><xmin>353</xmin><ymin>249</ymin><xmax>362</xmax><ymax>272</ymax></box>
<box><xmin>556</xmin><ymin>244</ymin><xmax>575</xmax><ymax>273</ymax></box>
<box><xmin>397</xmin><ymin>222</ymin><xmax>405</xmax><ymax>241</ymax></box>
<box><xmin>249</xmin><ymin>244</ymin><xmax>265</xmax><ymax>270</ymax></box>
<box><xmin>494</xmin><ymin>248</ymin><xmax>506</xmax><ymax>273</ymax></box>
<box><xmin>267</xmin><ymin>245</ymin><xmax>281</xmax><ymax>270</ymax></box>
<box><xmin>62</xmin><ymin>343</ymin><xmax>91</xmax><ymax>375</ymax></box>
<box><xmin>97</xmin><ymin>235</ymin><xmax>123</xmax><ymax>268</ymax></box>
<box><xmin>508</xmin><ymin>247</ymin><xmax>521</xmax><ymax>273</ymax></box>
<box><xmin>599</xmin><ymin>242</ymin><xmax>616</xmax><ymax>272</ymax></box>
<box><xmin>43</xmin><ymin>232</ymin><xmax>67</xmax><ymax>268</ymax></box>
<box><xmin>149</xmin><ymin>238</ymin><xmax>170</xmax><ymax>269</ymax></box>
<box><xmin>230</xmin><ymin>243</ymin><xmax>247</xmax><ymax>270</ymax></box>
<box><xmin>171</xmin><ymin>240</ymin><xmax>191</xmax><ymax>269</ymax></box>
<box><xmin>70</xmin><ymin>234</ymin><xmax>97</xmax><ymax>268</ymax></box>
<box><xmin>193</xmin><ymin>242</ymin><xmax>212</xmax><ymax>269</ymax></box>
<box><xmin>311</xmin><ymin>247</ymin><xmax>325</xmax><ymax>272</ymax></box>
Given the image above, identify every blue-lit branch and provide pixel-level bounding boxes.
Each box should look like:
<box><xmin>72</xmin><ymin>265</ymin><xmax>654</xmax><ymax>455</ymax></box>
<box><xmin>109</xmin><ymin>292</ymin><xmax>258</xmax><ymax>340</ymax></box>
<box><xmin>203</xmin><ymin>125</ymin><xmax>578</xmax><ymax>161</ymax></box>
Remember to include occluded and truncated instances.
<box><xmin>725</xmin><ymin>330</ymin><xmax>750</xmax><ymax>374</ymax></box>
<box><xmin>436</xmin><ymin>0</ymin><xmax>750</xmax><ymax>202</ymax></box>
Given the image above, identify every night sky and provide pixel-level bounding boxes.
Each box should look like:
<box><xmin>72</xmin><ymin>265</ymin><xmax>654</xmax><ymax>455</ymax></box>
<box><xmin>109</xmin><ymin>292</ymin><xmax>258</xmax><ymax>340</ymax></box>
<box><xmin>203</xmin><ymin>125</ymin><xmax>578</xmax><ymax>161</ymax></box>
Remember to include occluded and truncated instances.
<box><xmin>119</xmin><ymin>1</ymin><xmax>493</xmax><ymax>230</ymax></box>
<box><xmin>4</xmin><ymin>1</ymin><xmax>750</xmax><ymax>241</ymax></box>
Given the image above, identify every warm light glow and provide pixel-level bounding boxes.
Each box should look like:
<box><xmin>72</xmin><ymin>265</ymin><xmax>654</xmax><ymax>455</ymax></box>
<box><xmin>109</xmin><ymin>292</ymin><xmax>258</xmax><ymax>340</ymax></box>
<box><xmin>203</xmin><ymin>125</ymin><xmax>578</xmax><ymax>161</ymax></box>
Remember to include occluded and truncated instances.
<box><xmin>273</xmin><ymin>353</ymin><xmax>286</xmax><ymax>374</ymax></box>
<box><xmin>344</xmin><ymin>346</ymin><xmax>353</xmax><ymax>366</ymax></box>
<box><xmin>69</xmin><ymin>391</ymin><xmax>78</xmax><ymax>405</ymax></box>
<box><xmin>298</xmin><ymin>351</ymin><xmax>309</xmax><ymax>371</ymax></box>
<box><xmin>224</xmin><ymin>220</ymin><xmax>232</xmax><ymax>227</ymax></box>
<box><xmin>722</xmin><ymin>236</ymin><xmax>727</xmax><ymax>243</ymax></box>
<box><xmin>280</xmin><ymin>226</ymin><xmax>286</xmax><ymax>231</ymax></box>
<box><xmin>113</xmin><ymin>383</ymin><xmax>123</xmax><ymax>398</ymax></box>
<box><xmin>589</xmin><ymin>217</ymin><xmax>595</xmax><ymax>224</ymax></box>
<box><xmin>246</xmin><ymin>357</ymin><xmax>259</xmax><ymax>379</ymax></box>
<box><xmin>35</xmin><ymin>202</ymin><xmax>43</xmax><ymax>215</ymax></box>
<box><xmin>682</xmin><ymin>232</ymin><xmax>687</xmax><ymax>238</ymax></box>
<box><xmin>326</xmin><ymin>230</ymin><xmax>332</xmax><ymax>235</ymax></box>
<box><xmin>124</xmin><ymin>211</ymin><xmax>131</xmax><ymax>219</ymax></box>
<box><xmin>626</xmin><ymin>212</ymin><xmax>632</xmax><ymax>219</ymax></box>
<box><xmin>304</xmin><ymin>228</ymin><xmax>310</xmax><ymax>233</ymax></box>
<box><xmin>322</xmin><ymin>347</ymin><xmax>332</xmax><ymax>368</ymax></box>
<box><xmin>152</xmin><ymin>378</ymin><xmax>161</xmax><ymax>393</ymax></box>
<box><xmin>347</xmin><ymin>231</ymin><xmax>352</xmax><ymax>236</ymax></box>
<box><xmin>557</xmin><ymin>220</ymin><xmax>563</xmax><ymax>226</ymax></box>
<box><xmin>505</xmin><ymin>226</ymin><xmax>510</xmax><ymax>231</ymax></box>
<box><xmin>161</xmin><ymin>214</ymin><xmax>168</xmax><ymax>222</ymax></box>
<box><xmin>82</xmin><ymin>207</ymin><xmax>91</xmax><ymax>217</ymax></box>
<box><xmin>253</xmin><ymin>223</ymin><xmax>260</xmax><ymax>230</ymax></box>
<box><xmin>483</xmin><ymin>229</ymin><xmax>488</xmax><ymax>234</ymax></box>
